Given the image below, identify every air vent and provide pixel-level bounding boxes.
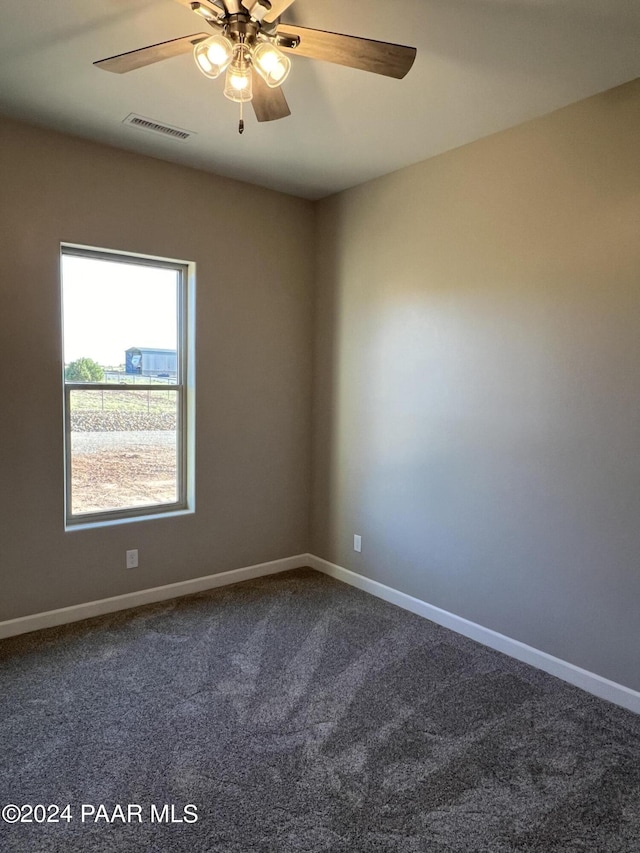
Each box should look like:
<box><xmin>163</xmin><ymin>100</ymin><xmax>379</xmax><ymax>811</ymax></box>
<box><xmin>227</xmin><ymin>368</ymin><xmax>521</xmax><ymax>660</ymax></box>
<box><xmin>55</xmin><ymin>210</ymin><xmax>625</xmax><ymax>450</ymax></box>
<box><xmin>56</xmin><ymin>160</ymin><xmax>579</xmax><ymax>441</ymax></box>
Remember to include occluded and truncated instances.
<box><xmin>122</xmin><ymin>114</ymin><xmax>195</xmax><ymax>142</ymax></box>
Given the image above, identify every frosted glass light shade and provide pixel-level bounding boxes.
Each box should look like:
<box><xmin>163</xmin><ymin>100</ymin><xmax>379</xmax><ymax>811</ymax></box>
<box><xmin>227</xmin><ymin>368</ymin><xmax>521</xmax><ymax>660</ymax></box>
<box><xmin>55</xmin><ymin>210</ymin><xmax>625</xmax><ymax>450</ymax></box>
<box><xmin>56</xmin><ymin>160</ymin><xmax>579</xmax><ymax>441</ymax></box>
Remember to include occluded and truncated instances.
<box><xmin>252</xmin><ymin>42</ymin><xmax>291</xmax><ymax>88</ymax></box>
<box><xmin>193</xmin><ymin>35</ymin><xmax>234</xmax><ymax>79</ymax></box>
<box><xmin>223</xmin><ymin>66</ymin><xmax>253</xmax><ymax>102</ymax></box>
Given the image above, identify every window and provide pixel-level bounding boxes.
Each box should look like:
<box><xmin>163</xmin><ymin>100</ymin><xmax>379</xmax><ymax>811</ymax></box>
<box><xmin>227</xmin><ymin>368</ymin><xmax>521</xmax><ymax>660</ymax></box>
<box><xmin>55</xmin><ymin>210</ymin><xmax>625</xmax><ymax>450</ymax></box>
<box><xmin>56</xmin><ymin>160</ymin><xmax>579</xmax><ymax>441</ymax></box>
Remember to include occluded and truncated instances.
<box><xmin>61</xmin><ymin>245</ymin><xmax>194</xmax><ymax>527</ymax></box>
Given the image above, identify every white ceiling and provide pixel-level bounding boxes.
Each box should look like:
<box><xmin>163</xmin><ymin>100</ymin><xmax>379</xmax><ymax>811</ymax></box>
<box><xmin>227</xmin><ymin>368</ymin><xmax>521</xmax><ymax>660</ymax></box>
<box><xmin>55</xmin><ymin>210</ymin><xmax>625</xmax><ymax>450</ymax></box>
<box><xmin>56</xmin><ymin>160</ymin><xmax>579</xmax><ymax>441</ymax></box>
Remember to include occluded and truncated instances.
<box><xmin>0</xmin><ymin>0</ymin><xmax>638</xmax><ymax>199</ymax></box>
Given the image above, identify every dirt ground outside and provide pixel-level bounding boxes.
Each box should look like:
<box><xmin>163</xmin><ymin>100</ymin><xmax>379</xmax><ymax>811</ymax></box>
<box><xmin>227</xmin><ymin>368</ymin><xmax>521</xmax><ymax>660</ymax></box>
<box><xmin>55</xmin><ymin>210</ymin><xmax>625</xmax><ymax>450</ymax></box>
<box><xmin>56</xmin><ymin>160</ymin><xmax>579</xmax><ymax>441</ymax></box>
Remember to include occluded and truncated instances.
<box><xmin>71</xmin><ymin>439</ymin><xmax>178</xmax><ymax>515</ymax></box>
<box><xmin>69</xmin><ymin>406</ymin><xmax>178</xmax><ymax>514</ymax></box>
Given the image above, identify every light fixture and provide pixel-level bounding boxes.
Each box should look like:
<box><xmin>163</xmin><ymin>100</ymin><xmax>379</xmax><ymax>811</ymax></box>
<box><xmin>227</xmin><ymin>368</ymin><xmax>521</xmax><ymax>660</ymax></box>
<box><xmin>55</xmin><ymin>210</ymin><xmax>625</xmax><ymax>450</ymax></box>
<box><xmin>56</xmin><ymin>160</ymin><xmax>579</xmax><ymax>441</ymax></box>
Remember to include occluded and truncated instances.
<box><xmin>252</xmin><ymin>42</ymin><xmax>291</xmax><ymax>88</ymax></box>
<box><xmin>224</xmin><ymin>66</ymin><xmax>253</xmax><ymax>102</ymax></box>
<box><xmin>189</xmin><ymin>11</ymin><xmax>300</xmax><ymax>133</ymax></box>
<box><xmin>224</xmin><ymin>46</ymin><xmax>253</xmax><ymax>103</ymax></box>
<box><xmin>193</xmin><ymin>35</ymin><xmax>234</xmax><ymax>80</ymax></box>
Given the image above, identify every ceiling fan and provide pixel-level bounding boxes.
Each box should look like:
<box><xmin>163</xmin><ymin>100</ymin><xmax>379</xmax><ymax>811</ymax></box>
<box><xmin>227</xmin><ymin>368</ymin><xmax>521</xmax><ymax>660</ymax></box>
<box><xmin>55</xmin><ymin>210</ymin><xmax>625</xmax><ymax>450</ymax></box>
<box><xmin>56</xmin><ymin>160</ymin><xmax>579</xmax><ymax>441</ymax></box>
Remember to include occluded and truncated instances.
<box><xmin>94</xmin><ymin>0</ymin><xmax>417</xmax><ymax>133</ymax></box>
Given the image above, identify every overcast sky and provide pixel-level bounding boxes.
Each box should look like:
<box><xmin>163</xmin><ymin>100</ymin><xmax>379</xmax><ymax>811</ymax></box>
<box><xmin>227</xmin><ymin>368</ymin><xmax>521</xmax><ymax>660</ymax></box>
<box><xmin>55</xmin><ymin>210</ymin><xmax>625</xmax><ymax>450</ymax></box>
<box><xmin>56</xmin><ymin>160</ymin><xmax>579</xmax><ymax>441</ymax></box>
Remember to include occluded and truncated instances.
<box><xmin>62</xmin><ymin>254</ymin><xmax>178</xmax><ymax>366</ymax></box>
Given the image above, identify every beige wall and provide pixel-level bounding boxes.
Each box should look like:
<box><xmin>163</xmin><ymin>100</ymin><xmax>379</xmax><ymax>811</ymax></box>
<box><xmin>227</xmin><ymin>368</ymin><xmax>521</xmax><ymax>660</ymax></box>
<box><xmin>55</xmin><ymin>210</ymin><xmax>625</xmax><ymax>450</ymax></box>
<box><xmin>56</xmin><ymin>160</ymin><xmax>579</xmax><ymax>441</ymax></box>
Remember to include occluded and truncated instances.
<box><xmin>0</xmin><ymin>117</ymin><xmax>314</xmax><ymax>620</ymax></box>
<box><xmin>312</xmin><ymin>79</ymin><xmax>640</xmax><ymax>691</ymax></box>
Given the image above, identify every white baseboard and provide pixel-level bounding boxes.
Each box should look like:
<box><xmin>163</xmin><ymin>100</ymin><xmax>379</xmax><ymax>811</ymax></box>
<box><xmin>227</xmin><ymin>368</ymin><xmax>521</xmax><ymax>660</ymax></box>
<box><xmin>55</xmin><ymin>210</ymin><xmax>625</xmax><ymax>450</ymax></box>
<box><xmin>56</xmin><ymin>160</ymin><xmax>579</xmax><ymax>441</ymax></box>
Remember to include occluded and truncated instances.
<box><xmin>2</xmin><ymin>552</ymin><xmax>638</xmax><ymax>715</ymax></box>
<box><xmin>308</xmin><ymin>555</ymin><xmax>640</xmax><ymax>715</ymax></box>
<box><xmin>0</xmin><ymin>554</ymin><xmax>309</xmax><ymax>641</ymax></box>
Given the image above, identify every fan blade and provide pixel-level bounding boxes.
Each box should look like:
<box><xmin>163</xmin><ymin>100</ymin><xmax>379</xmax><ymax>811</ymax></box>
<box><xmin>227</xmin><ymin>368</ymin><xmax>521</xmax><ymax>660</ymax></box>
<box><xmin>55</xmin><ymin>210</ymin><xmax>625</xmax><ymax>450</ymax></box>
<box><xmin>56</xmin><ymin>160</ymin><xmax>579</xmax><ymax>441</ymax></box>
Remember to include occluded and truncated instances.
<box><xmin>251</xmin><ymin>71</ymin><xmax>291</xmax><ymax>121</ymax></box>
<box><xmin>263</xmin><ymin>0</ymin><xmax>297</xmax><ymax>24</ymax></box>
<box><xmin>94</xmin><ymin>33</ymin><xmax>210</xmax><ymax>74</ymax></box>
<box><xmin>277</xmin><ymin>25</ymin><xmax>416</xmax><ymax>79</ymax></box>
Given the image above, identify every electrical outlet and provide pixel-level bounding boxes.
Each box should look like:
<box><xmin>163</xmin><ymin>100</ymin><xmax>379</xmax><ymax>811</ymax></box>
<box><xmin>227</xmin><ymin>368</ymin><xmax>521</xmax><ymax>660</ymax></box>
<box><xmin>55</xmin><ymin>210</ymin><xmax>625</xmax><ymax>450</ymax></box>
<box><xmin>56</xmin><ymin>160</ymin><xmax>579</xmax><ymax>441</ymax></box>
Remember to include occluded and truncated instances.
<box><xmin>126</xmin><ymin>549</ymin><xmax>138</xmax><ymax>569</ymax></box>
<box><xmin>353</xmin><ymin>534</ymin><xmax>362</xmax><ymax>553</ymax></box>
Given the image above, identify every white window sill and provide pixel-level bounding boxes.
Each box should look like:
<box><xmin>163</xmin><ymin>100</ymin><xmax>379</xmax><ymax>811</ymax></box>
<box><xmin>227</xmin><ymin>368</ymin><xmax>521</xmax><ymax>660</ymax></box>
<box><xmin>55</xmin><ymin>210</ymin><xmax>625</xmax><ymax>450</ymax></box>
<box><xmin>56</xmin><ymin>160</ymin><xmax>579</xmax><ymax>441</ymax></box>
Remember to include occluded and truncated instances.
<box><xmin>65</xmin><ymin>507</ymin><xmax>194</xmax><ymax>532</ymax></box>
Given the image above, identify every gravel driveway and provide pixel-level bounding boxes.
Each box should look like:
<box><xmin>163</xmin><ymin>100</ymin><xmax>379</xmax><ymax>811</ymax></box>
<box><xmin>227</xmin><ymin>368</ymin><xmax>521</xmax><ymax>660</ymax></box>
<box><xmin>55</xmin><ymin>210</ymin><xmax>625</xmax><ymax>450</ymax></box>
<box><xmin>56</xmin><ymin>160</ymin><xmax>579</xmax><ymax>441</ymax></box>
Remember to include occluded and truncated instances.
<box><xmin>71</xmin><ymin>430</ymin><xmax>177</xmax><ymax>454</ymax></box>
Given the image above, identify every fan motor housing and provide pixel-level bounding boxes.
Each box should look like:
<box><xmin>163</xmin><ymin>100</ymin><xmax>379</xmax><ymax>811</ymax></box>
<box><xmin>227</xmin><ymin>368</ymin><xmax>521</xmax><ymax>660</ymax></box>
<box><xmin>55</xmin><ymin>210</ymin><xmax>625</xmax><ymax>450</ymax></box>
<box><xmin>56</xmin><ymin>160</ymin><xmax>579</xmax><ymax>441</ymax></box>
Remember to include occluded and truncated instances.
<box><xmin>225</xmin><ymin>13</ymin><xmax>260</xmax><ymax>45</ymax></box>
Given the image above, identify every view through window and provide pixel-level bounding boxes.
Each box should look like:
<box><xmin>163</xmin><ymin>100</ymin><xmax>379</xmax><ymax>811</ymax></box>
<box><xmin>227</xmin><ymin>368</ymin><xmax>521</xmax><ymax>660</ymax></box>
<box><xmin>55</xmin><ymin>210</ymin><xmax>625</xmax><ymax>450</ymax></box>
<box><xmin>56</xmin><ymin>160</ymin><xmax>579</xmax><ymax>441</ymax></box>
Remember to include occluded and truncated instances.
<box><xmin>61</xmin><ymin>246</ymin><xmax>192</xmax><ymax>525</ymax></box>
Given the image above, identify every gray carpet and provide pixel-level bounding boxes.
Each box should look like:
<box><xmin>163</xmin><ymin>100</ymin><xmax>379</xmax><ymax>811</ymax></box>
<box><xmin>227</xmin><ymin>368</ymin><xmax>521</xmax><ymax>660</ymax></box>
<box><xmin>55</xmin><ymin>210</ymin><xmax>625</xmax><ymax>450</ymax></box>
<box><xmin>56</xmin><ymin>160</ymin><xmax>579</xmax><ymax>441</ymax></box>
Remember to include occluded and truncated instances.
<box><xmin>1</xmin><ymin>568</ymin><xmax>639</xmax><ymax>852</ymax></box>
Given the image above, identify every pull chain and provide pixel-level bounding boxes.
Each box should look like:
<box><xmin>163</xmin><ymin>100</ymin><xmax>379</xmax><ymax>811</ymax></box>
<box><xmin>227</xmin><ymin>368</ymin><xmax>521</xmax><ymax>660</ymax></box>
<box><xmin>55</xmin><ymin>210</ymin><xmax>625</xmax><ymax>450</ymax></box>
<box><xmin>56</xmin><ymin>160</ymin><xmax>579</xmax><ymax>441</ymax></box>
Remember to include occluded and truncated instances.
<box><xmin>238</xmin><ymin>33</ymin><xmax>245</xmax><ymax>134</ymax></box>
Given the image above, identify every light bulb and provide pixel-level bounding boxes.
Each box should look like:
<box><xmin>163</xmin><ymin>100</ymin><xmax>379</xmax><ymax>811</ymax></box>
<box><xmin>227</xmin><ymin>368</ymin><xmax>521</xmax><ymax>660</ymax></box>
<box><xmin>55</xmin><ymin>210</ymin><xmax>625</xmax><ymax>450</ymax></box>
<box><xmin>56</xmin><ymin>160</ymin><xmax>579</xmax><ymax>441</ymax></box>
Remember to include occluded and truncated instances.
<box><xmin>252</xmin><ymin>42</ymin><xmax>291</xmax><ymax>88</ymax></box>
<box><xmin>270</xmin><ymin>60</ymin><xmax>287</xmax><ymax>83</ymax></box>
<box><xmin>258</xmin><ymin>49</ymin><xmax>279</xmax><ymax>72</ymax></box>
<box><xmin>193</xmin><ymin>35</ymin><xmax>233</xmax><ymax>79</ymax></box>
<box><xmin>231</xmin><ymin>75</ymin><xmax>248</xmax><ymax>91</ymax></box>
<box><xmin>224</xmin><ymin>66</ymin><xmax>253</xmax><ymax>102</ymax></box>
<box><xmin>207</xmin><ymin>42</ymin><xmax>230</xmax><ymax>66</ymax></box>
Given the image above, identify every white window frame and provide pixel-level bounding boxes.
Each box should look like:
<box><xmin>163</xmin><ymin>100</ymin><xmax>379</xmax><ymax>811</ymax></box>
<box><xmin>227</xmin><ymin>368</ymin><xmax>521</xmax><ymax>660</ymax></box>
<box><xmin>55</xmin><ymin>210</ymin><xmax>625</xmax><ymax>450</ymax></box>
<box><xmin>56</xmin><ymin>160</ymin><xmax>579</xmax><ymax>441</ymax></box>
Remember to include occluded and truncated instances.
<box><xmin>61</xmin><ymin>244</ymin><xmax>195</xmax><ymax>529</ymax></box>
